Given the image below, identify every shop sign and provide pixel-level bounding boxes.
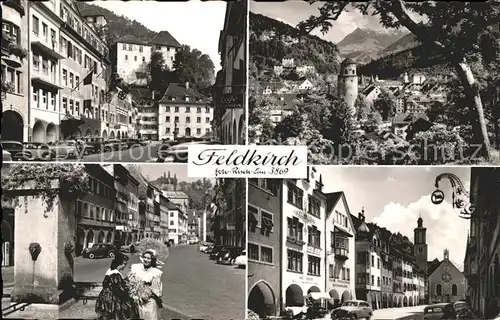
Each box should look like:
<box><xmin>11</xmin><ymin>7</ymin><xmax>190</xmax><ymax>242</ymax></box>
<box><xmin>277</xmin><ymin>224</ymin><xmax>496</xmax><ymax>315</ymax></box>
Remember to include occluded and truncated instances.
<box><xmin>218</xmin><ymin>93</ymin><xmax>243</xmax><ymax>109</ymax></box>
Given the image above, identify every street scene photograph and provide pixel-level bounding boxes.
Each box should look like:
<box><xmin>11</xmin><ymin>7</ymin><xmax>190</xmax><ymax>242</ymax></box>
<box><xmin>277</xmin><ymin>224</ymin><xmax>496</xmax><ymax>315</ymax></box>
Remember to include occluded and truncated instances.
<box><xmin>1</xmin><ymin>163</ymin><xmax>246</xmax><ymax>320</ymax></box>
<box><xmin>247</xmin><ymin>166</ymin><xmax>500</xmax><ymax>320</ymax></box>
<box><xmin>1</xmin><ymin>0</ymin><xmax>246</xmax><ymax>163</ymax></box>
<box><xmin>249</xmin><ymin>0</ymin><xmax>500</xmax><ymax>165</ymax></box>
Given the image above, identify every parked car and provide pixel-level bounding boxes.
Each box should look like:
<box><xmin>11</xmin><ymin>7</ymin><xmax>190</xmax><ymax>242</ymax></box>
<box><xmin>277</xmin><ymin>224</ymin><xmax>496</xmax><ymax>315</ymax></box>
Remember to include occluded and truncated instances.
<box><xmin>50</xmin><ymin>140</ymin><xmax>79</xmax><ymax>159</ymax></box>
<box><xmin>209</xmin><ymin>245</ymin><xmax>225</xmax><ymax>259</ymax></box>
<box><xmin>14</xmin><ymin>142</ymin><xmax>55</xmax><ymax>161</ymax></box>
<box><xmin>423</xmin><ymin>302</ymin><xmax>456</xmax><ymax>320</ymax></box>
<box><xmin>120</xmin><ymin>243</ymin><xmax>136</xmax><ymax>253</ymax></box>
<box><xmin>199</xmin><ymin>242</ymin><xmax>214</xmax><ymax>253</ymax></box>
<box><xmin>104</xmin><ymin>139</ymin><xmax>127</xmax><ymax>151</ymax></box>
<box><xmin>81</xmin><ymin>137</ymin><xmax>106</xmax><ymax>154</ymax></box>
<box><xmin>188</xmin><ymin>236</ymin><xmax>199</xmax><ymax>245</ymax></box>
<box><xmin>82</xmin><ymin>243</ymin><xmax>117</xmax><ymax>259</ymax></box>
<box><xmin>1</xmin><ymin>140</ymin><xmax>24</xmax><ymax>159</ymax></box>
<box><xmin>234</xmin><ymin>250</ymin><xmax>246</xmax><ymax>268</ymax></box>
<box><xmin>333</xmin><ymin>300</ymin><xmax>373</xmax><ymax>320</ymax></box>
<box><xmin>156</xmin><ymin>140</ymin><xmax>220</xmax><ymax>163</ymax></box>
<box><xmin>218</xmin><ymin>247</ymin><xmax>245</xmax><ymax>265</ymax></box>
<box><xmin>454</xmin><ymin>301</ymin><xmax>472</xmax><ymax>318</ymax></box>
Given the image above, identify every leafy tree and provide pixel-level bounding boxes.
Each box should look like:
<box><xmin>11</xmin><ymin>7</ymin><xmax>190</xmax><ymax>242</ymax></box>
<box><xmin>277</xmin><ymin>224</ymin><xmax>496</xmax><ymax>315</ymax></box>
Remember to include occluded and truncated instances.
<box><xmin>426</xmin><ymin>101</ymin><xmax>448</xmax><ymax>123</ymax></box>
<box><xmin>173</xmin><ymin>45</ymin><xmax>215</xmax><ymax>90</ymax></box>
<box><xmin>274</xmin><ymin>108</ymin><xmax>306</xmax><ymax>141</ymax></box>
<box><xmin>148</xmin><ymin>51</ymin><xmax>168</xmax><ymax>94</ymax></box>
<box><xmin>298</xmin><ymin>0</ymin><xmax>500</xmax><ymax>160</ymax></box>
<box><xmin>373</xmin><ymin>90</ymin><xmax>397</xmax><ymax>121</ymax></box>
<box><xmin>283</xmin><ymin>127</ymin><xmax>334</xmax><ymax>164</ymax></box>
<box><xmin>363</xmin><ymin>111</ymin><xmax>383</xmax><ymax>132</ymax></box>
<box><xmin>248</xmin><ymin>96</ymin><xmax>274</xmax><ymax>143</ymax></box>
<box><xmin>354</xmin><ymin>94</ymin><xmax>371</xmax><ymax>121</ymax></box>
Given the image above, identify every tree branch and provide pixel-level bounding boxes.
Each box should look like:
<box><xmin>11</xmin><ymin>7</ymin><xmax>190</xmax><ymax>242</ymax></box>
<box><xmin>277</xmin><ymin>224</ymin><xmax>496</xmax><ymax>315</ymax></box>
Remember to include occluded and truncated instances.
<box><xmin>389</xmin><ymin>0</ymin><xmax>446</xmax><ymax>51</ymax></box>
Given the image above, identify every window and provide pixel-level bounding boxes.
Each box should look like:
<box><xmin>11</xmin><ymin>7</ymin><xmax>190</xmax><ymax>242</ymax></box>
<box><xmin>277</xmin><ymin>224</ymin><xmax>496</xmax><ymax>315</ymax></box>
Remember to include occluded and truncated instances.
<box><xmin>62</xmin><ymin>69</ymin><xmax>67</xmax><ymax>86</ymax></box>
<box><xmin>134</xmin><ymin>56</ymin><xmax>137</xmax><ymax>61</ymax></box>
<box><xmin>166</xmin><ymin>128</ymin><xmax>170</xmax><ymax>133</ymax></box>
<box><xmin>206</xmin><ymin>128</ymin><xmax>210</xmax><ymax>133</ymax></box>
<box><xmin>75</xmin><ymin>76</ymin><xmax>80</xmax><ymax>91</ymax></box>
<box><xmin>372</xmin><ymin>255</ymin><xmax>375</xmax><ymax>267</ymax></box>
<box><xmin>2</xmin><ymin>21</ymin><xmax>20</xmax><ymax>45</ymax></box>
<box><xmin>205</xmin><ymin>117</ymin><xmax>210</xmax><ymax>123</ymax></box>
<box><xmin>33</xmin><ymin>16</ymin><xmax>39</xmax><ymax>35</ymax></box>
<box><xmin>248</xmin><ymin>205</ymin><xmax>259</xmax><ymax>228</ymax></box>
<box><xmin>185</xmin><ymin>116</ymin><xmax>190</xmax><ymax>123</ymax></box>
<box><xmin>248</xmin><ymin>243</ymin><xmax>259</xmax><ymax>260</ymax></box>
<box><xmin>185</xmin><ymin>107</ymin><xmax>190</xmax><ymax>112</ymax></box>
<box><xmin>165</xmin><ymin>116</ymin><xmax>170</xmax><ymax>122</ymax></box>
<box><xmin>75</xmin><ymin>101</ymin><xmax>79</xmax><ymax>115</ymax></box>
<box><xmin>261</xmin><ymin>210</ymin><xmax>274</xmax><ymax>232</ymax></box>
<box><xmin>128</xmin><ymin>44</ymin><xmax>132</xmax><ymax>51</ymax></box>
<box><xmin>174</xmin><ymin>107</ymin><xmax>179</xmax><ymax>112</ymax></box>
<box><xmin>287</xmin><ymin>217</ymin><xmax>303</xmax><ymax>241</ymax></box>
<box><xmin>287</xmin><ymin>250</ymin><xmax>303</xmax><ymax>272</ymax></box>
<box><xmin>174</xmin><ymin>116</ymin><xmax>179</xmax><ymax>122</ymax></box>
<box><xmin>307</xmin><ymin>226</ymin><xmax>321</xmax><ymax>248</ymax></box>
<box><xmin>122</xmin><ymin>44</ymin><xmax>127</xmax><ymax>50</ymax></box>
<box><xmin>169</xmin><ymin>221</ymin><xmax>174</xmax><ymax>225</ymax></box>
<box><xmin>261</xmin><ymin>246</ymin><xmax>273</xmax><ymax>263</ymax></box>
<box><xmin>125</xmin><ymin>55</ymin><xmax>128</xmax><ymax>61</ymax></box>
<box><xmin>42</xmin><ymin>23</ymin><xmax>48</xmax><ymax>41</ymax></box>
<box><xmin>139</xmin><ymin>46</ymin><xmax>143</xmax><ymax>52</ymax></box>
<box><xmin>377</xmin><ymin>258</ymin><xmax>380</xmax><ymax>269</ymax></box>
<box><xmin>308</xmin><ymin>195</ymin><xmax>321</xmax><ymax>217</ymax></box>
<box><xmin>308</xmin><ymin>255</ymin><xmax>320</xmax><ymax>276</ymax></box>
<box><xmin>287</xmin><ymin>183</ymin><xmax>303</xmax><ymax>208</ymax></box>
<box><xmin>332</xmin><ymin>233</ymin><xmax>349</xmax><ymax>256</ymax></box>
<box><xmin>165</xmin><ymin>106</ymin><xmax>170</xmax><ymax>112</ymax></box>
<box><xmin>142</xmin><ymin>57</ymin><xmax>146</xmax><ymax>62</ymax></box>
<box><xmin>197</xmin><ymin>117</ymin><xmax>201</xmax><ymax>123</ymax></box>
<box><xmin>436</xmin><ymin>284</ymin><xmax>442</xmax><ymax>295</ymax></box>
<box><xmin>62</xmin><ymin>97</ymin><xmax>67</xmax><ymax>112</ymax></box>
<box><xmin>452</xmin><ymin>284</ymin><xmax>458</xmax><ymax>296</ymax></box>
<box><xmin>196</xmin><ymin>128</ymin><xmax>201</xmax><ymax>134</ymax></box>
<box><xmin>50</xmin><ymin>93</ymin><xmax>55</xmax><ymax>108</ymax></box>
<box><xmin>205</xmin><ymin>107</ymin><xmax>210</xmax><ymax>113</ymax></box>
<box><xmin>371</xmin><ymin>275</ymin><xmax>374</xmax><ymax>285</ymax></box>
<box><xmin>377</xmin><ymin>277</ymin><xmax>380</xmax><ymax>287</ymax></box>
<box><xmin>69</xmin><ymin>73</ymin><xmax>74</xmax><ymax>88</ymax></box>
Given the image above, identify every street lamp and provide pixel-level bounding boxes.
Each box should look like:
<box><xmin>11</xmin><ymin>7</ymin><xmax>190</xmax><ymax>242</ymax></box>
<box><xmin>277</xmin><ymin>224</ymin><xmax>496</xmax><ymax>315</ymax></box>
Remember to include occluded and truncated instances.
<box><xmin>431</xmin><ymin>173</ymin><xmax>474</xmax><ymax>219</ymax></box>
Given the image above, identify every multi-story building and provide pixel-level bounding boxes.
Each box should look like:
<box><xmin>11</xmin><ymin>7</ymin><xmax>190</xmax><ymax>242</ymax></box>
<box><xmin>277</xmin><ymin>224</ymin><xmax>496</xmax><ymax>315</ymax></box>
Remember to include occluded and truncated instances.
<box><xmin>127</xmin><ymin>165</ymin><xmax>148</xmax><ymax>241</ymax></box>
<box><xmin>159</xmin><ymin>193</ymin><xmax>169</xmax><ymax>243</ymax></box>
<box><xmin>1</xmin><ymin>0</ymin><xmax>29</xmax><ymax>143</ymax></box>
<box><xmin>130</xmin><ymin>87</ymin><xmax>158</xmax><ymax>140</ymax></box>
<box><xmin>464</xmin><ymin>167</ymin><xmax>500</xmax><ymax>318</ymax></box>
<box><xmin>427</xmin><ymin>249</ymin><xmax>467</xmax><ymax>303</ymax></box>
<box><xmin>281</xmin><ymin>170</ymin><xmax>327</xmax><ymax>310</ymax></box>
<box><xmin>248</xmin><ymin>178</ymin><xmax>282</xmax><ymax>318</ymax></box>
<box><xmin>162</xmin><ymin>190</ymin><xmax>189</xmax><ymax>214</ymax></box>
<box><xmin>217</xmin><ymin>178</ymin><xmax>246</xmax><ymax>247</ymax></box>
<box><xmin>187</xmin><ymin>209</ymin><xmax>199</xmax><ymax>237</ymax></box>
<box><xmin>352</xmin><ymin>211</ymin><xmax>382</xmax><ymax>309</ymax></box>
<box><xmin>324</xmin><ymin>191</ymin><xmax>357</xmax><ymax>307</ymax></box>
<box><xmin>158</xmin><ymin>82</ymin><xmax>213</xmax><ymax>140</ymax></box>
<box><xmin>212</xmin><ymin>0</ymin><xmax>246</xmax><ymax>144</ymax></box>
<box><xmin>149</xmin><ymin>31</ymin><xmax>181</xmax><ymax>71</ymax></box>
<box><xmin>166</xmin><ymin>202</ymin><xmax>188</xmax><ymax>244</ymax></box>
<box><xmin>75</xmin><ymin>165</ymin><xmax>116</xmax><ymax>256</ymax></box>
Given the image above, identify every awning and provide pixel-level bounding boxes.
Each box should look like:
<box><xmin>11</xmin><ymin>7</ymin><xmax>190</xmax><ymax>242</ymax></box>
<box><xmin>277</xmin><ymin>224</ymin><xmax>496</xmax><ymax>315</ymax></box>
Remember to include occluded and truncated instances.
<box><xmin>334</xmin><ymin>226</ymin><xmax>353</xmax><ymax>237</ymax></box>
<box><xmin>61</xmin><ymin>115</ymin><xmax>84</xmax><ymax>126</ymax></box>
<box><xmin>306</xmin><ymin>292</ymin><xmax>332</xmax><ymax>300</ymax></box>
<box><xmin>262</xmin><ymin>215</ymin><xmax>274</xmax><ymax>228</ymax></box>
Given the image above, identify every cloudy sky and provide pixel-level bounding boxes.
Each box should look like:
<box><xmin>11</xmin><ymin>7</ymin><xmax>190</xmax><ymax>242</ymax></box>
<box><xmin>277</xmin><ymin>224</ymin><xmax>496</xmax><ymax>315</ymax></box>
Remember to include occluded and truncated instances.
<box><xmin>316</xmin><ymin>166</ymin><xmax>471</xmax><ymax>271</ymax></box>
<box><xmin>250</xmin><ymin>0</ymin><xmax>416</xmax><ymax>43</ymax></box>
<box><xmin>93</xmin><ymin>0</ymin><xmax>226</xmax><ymax>71</ymax></box>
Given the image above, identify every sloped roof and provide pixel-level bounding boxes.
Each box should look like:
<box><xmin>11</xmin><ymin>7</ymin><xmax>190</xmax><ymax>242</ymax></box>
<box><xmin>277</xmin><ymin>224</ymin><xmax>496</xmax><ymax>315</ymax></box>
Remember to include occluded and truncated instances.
<box><xmin>325</xmin><ymin>192</ymin><xmax>343</xmax><ymax>214</ymax></box>
<box><xmin>363</xmin><ymin>130</ymin><xmax>408</xmax><ymax>144</ymax></box>
<box><xmin>149</xmin><ymin>31</ymin><xmax>181</xmax><ymax>47</ymax></box>
<box><xmin>130</xmin><ymin>87</ymin><xmax>153</xmax><ymax>100</ymax></box>
<box><xmin>166</xmin><ymin>201</ymin><xmax>180</xmax><ymax>210</ymax></box>
<box><xmin>427</xmin><ymin>258</ymin><xmax>442</xmax><ymax>276</ymax></box>
<box><xmin>116</xmin><ymin>35</ymin><xmax>148</xmax><ymax>46</ymax></box>
<box><xmin>162</xmin><ymin>190</ymin><xmax>188</xmax><ymax>199</ymax></box>
<box><xmin>393</xmin><ymin>113</ymin><xmax>428</xmax><ymax>125</ymax></box>
<box><xmin>126</xmin><ymin>165</ymin><xmax>148</xmax><ymax>198</ymax></box>
<box><xmin>159</xmin><ymin>83</ymin><xmax>210</xmax><ymax>104</ymax></box>
<box><xmin>342</xmin><ymin>57</ymin><xmax>356</xmax><ymax>65</ymax></box>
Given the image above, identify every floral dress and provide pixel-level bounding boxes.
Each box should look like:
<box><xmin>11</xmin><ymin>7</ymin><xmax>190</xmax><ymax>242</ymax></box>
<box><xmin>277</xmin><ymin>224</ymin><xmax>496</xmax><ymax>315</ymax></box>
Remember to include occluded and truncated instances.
<box><xmin>95</xmin><ymin>269</ymin><xmax>138</xmax><ymax>320</ymax></box>
<box><xmin>127</xmin><ymin>263</ymin><xmax>163</xmax><ymax>320</ymax></box>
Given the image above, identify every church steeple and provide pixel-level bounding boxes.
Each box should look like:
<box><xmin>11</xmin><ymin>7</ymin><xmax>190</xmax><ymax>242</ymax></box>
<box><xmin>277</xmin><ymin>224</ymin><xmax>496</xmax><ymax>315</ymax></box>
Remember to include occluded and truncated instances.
<box><xmin>444</xmin><ymin>249</ymin><xmax>449</xmax><ymax>260</ymax></box>
<box><xmin>414</xmin><ymin>215</ymin><xmax>428</xmax><ymax>274</ymax></box>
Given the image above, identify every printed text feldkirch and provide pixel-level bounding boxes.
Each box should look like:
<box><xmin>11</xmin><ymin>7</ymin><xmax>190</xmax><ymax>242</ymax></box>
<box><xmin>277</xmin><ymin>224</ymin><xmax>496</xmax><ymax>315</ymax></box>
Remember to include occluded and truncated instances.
<box><xmin>191</xmin><ymin>148</ymin><xmax>302</xmax><ymax>166</ymax></box>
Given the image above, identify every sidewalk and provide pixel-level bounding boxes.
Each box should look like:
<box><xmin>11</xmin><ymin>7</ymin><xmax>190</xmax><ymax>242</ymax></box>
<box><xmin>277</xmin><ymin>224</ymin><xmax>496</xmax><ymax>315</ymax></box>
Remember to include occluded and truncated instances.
<box><xmin>2</xmin><ymin>297</ymin><xmax>192</xmax><ymax>319</ymax></box>
<box><xmin>372</xmin><ymin>305</ymin><xmax>425</xmax><ymax>320</ymax></box>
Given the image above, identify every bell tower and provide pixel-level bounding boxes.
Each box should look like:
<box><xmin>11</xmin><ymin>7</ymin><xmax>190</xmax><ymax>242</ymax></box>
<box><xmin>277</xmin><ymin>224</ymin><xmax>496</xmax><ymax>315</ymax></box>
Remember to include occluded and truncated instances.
<box><xmin>337</xmin><ymin>57</ymin><xmax>358</xmax><ymax>115</ymax></box>
<box><xmin>414</xmin><ymin>215</ymin><xmax>428</xmax><ymax>274</ymax></box>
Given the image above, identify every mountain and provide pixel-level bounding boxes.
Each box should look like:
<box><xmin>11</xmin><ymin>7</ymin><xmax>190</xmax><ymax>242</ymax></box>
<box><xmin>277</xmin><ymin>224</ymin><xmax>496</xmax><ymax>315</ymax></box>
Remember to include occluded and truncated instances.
<box><xmin>249</xmin><ymin>12</ymin><xmax>341</xmax><ymax>76</ymax></box>
<box><xmin>75</xmin><ymin>2</ymin><xmax>158</xmax><ymax>45</ymax></box>
<box><xmin>337</xmin><ymin>27</ymin><xmax>409</xmax><ymax>64</ymax></box>
<box><xmin>376</xmin><ymin>33</ymin><xmax>420</xmax><ymax>59</ymax></box>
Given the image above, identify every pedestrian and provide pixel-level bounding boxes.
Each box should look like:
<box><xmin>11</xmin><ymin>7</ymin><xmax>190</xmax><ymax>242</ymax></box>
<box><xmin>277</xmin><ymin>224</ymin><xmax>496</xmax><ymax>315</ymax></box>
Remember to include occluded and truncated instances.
<box><xmin>127</xmin><ymin>249</ymin><xmax>164</xmax><ymax>320</ymax></box>
<box><xmin>95</xmin><ymin>252</ymin><xmax>138</xmax><ymax>320</ymax></box>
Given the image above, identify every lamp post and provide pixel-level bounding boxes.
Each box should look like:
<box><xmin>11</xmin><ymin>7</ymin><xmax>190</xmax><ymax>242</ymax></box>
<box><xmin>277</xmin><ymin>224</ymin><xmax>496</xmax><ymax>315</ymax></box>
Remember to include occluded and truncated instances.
<box><xmin>431</xmin><ymin>173</ymin><xmax>475</xmax><ymax>219</ymax></box>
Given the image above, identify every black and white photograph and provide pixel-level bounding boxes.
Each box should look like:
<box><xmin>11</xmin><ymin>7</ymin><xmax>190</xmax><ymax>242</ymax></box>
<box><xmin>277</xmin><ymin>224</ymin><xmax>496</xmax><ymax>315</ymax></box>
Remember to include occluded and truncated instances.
<box><xmin>1</xmin><ymin>0</ymin><xmax>246</xmax><ymax>163</ymax></box>
<box><xmin>1</xmin><ymin>163</ymin><xmax>246</xmax><ymax>320</ymax></box>
<box><xmin>249</xmin><ymin>0</ymin><xmax>500</xmax><ymax>165</ymax></box>
<box><xmin>247</xmin><ymin>167</ymin><xmax>500</xmax><ymax>320</ymax></box>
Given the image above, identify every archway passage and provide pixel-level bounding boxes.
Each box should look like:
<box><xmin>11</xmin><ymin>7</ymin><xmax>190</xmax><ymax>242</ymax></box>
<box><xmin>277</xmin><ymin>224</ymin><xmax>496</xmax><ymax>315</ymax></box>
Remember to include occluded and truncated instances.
<box><xmin>106</xmin><ymin>232</ymin><xmax>112</xmax><ymax>243</ymax></box>
<box><xmin>286</xmin><ymin>284</ymin><xmax>304</xmax><ymax>307</ymax></box>
<box><xmin>239</xmin><ymin>114</ymin><xmax>244</xmax><ymax>144</ymax></box>
<box><xmin>46</xmin><ymin>123</ymin><xmax>57</xmax><ymax>142</ymax></box>
<box><xmin>443</xmin><ymin>294</ymin><xmax>451</xmax><ymax>303</ymax></box>
<box><xmin>248</xmin><ymin>282</ymin><xmax>276</xmax><ymax>318</ymax></box>
<box><xmin>308</xmin><ymin>286</ymin><xmax>320</xmax><ymax>294</ymax></box>
<box><xmin>341</xmin><ymin>290</ymin><xmax>351</xmax><ymax>303</ymax></box>
<box><xmin>329</xmin><ymin>289</ymin><xmax>340</xmax><ymax>309</ymax></box>
<box><xmin>117</xmin><ymin>131</ymin><xmax>121</xmax><ymax>139</ymax></box>
<box><xmin>185</xmin><ymin>127</ymin><xmax>191</xmax><ymax>137</ymax></box>
<box><xmin>110</xmin><ymin>131</ymin><xmax>115</xmax><ymax>139</ymax></box>
<box><xmin>33</xmin><ymin>121</ymin><xmax>45</xmax><ymax>142</ymax></box>
<box><xmin>232</xmin><ymin>119</ymin><xmax>237</xmax><ymax>144</ymax></box>
<box><xmin>85</xmin><ymin>129</ymin><xmax>92</xmax><ymax>137</ymax></box>
<box><xmin>409</xmin><ymin>296</ymin><xmax>413</xmax><ymax>306</ymax></box>
<box><xmin>86</xmin><ymin>229</ymin><xmax>94</xmax><ymax>248</ymax></box>
<box><xmin>394</xmin><ymin>296</ymin><xmax>399</xmax><ymax>308</ymax></box>
<box><xmin>94</xmin><ymin>130</ymin><xmax>100</xmax><ymax>137</ymax></box>
<box><xmin>2</xmin><ymin>111</ymin><xmax>24</xmax><ymax>142</ymax></box>
<box><xmin>383</xmin><ymin>293</ymin><xmax>388</xmax><ymax>308</ymax></box>
<box><xmin>102</xmin><ymin>130</ymin><xmax>108</xmax><ymax>138</ymax></box>
<box><xmin>403</xmin><ymin>296</ymin><xmax>408</xmax><ymax>307</ymax></box>
<box><xmin>97</xmin><ymin>230</ymin><xmax>105</xmax><ymax>243</ymax></box>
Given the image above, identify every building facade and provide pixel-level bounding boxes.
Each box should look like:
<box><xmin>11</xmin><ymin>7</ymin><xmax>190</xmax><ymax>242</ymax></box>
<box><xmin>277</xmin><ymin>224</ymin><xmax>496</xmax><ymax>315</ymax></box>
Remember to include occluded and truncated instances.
<box><xmin>218</xmin><ymin>178</ymin><xmax>246</xmax><ymax>248</ymax></box>
<box><xmin>1</xmin><ymin>0</ymin><xmax>29</xmax><ymax>143</ymax></box>
<box><xmin>212</xmin><ymin>0</ymin><xmax>246</xmax><ymax>145</ymax></box>
<box><xmin>325</xmin><ymin>191</ymin><xmax>356</xmax><ymax>307</ymax></box>
<box><xmin>428</xmin><ymin>249</ymin><xmax>467</xmax><ymax>303</ymax></box>
<box><xmin>158</xmin><ymin>82</ymin><xmax>213</xmax><ymax>141</ymax></box>
<box><xmin>337</xmin><ymin>57</ymin><xmax>358</xmax><ymax>115</ymax></box>
<box><xmin>159</xmin><ymin>193</ymin><xmax>169</xmax><ymax>242</ymax></box>
<box><xmin>464</xmin><ymin>167</ymin><xmax>500</xmax><ymax>318</ymax></box>
<box><xmin>75</xmin><ymin>164</ymin><xmax>116</xmax><ymax>256</ymax></box>
<box><xmin>248</xmin><ymin>178</ymin><xmax>282</xmax><ymax>318</ymax></box>
<box><xmin>166</xmin><ymin>202</ymin><xmax>188</xmax><ymax>245</ymax></box>
<box><xmin>281</xmin><ymin>171</ymin><xmax>327</xmax><ymax>310</ymax></box>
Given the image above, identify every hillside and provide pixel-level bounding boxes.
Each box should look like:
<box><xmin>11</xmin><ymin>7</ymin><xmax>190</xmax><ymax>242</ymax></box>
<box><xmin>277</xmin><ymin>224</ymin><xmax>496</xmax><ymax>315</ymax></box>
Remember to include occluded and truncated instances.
<box><xmin>75</xmin><ymin>2</ymin><xmax>158</xmax><ymax>45</ymax></box>
<box><xmin>150</xmin><ymin>176</ymin><xmax>213</xmax><ymax>211</ymax></box>
<box><xmin>376</xmin><ymin>33</ymin><xmax>420</xmax><ymax>59</ymax></box>
<box><xmin>337</xmin><ymin>27</ymin><xmax>408</xmax><ymax>64</ymax></box>
<box><xmin>249</xmin><ymin>12</ymin><xmax>341</xmax><ymax>75</ymax></box>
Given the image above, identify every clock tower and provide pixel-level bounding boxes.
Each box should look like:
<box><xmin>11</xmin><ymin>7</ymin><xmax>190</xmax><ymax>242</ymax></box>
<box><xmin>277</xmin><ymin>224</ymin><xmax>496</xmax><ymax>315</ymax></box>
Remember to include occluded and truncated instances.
<box><xmin>414</xmin><ymin>216</ymin><xmax>428</xmax><ymax>274</ymax></box>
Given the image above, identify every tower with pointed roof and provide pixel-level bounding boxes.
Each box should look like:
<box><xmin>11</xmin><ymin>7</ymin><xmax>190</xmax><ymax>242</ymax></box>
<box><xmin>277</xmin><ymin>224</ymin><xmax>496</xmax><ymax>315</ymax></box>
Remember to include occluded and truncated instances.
<box><xmin>337</xmin><ymin>57</ymin><xmax>358</xmax><ymax>115</ymax></box>
<box><xmin>414</xmin><ymin>215</ymin><xmax>428</xmax><ymax>274</ymax></box>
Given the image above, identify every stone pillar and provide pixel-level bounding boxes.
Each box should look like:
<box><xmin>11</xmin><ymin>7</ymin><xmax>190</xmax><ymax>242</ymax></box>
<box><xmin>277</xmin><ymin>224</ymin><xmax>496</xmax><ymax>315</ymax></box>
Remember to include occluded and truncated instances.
<box><xmin>9</xmin><ymin>181</ymin><xmax>76</xmax><ymax>304</ymax></box>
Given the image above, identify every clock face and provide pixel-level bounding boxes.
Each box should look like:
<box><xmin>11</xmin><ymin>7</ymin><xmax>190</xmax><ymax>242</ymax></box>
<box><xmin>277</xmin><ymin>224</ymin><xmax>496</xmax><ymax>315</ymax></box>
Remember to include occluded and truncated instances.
<box><xmin>441</xmin><ymin>272</ymin><xmax>452</xmax><ymax>283</ymax></box>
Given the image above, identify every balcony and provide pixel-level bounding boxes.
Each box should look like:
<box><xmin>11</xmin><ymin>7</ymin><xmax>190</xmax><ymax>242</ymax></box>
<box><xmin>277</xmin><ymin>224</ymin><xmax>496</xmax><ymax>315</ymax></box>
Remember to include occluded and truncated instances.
<box><xmin>332</xmin><ymin>247</ymin><xmax>349</xmax><ymax>260</ymax></box>
<box><xmin>286</xmin><ymin>236</ymin><xmax>305</xmax><ymax>246</ymax></box>
<box><xmin>3</xmin><ymin>0</ymin><xmax>25</xmax><ymax>16</ymax></box>
<box><xmin>1</xmin><ymin>39</ymin><xmax>27</xmax><ymax>68</ymax></box>
<box><xmin>31</xmin><ymin>38</ymin><xmax>65</xmax><ymax>60</ymax></box>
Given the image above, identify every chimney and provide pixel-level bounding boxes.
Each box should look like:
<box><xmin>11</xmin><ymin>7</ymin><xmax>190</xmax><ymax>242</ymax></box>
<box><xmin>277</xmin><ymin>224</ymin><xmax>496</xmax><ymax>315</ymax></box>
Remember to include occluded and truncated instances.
<box><xmin>185</xmin><ymin>82</ymin><xmax>189</xmax><ymax>89</ymax></box>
